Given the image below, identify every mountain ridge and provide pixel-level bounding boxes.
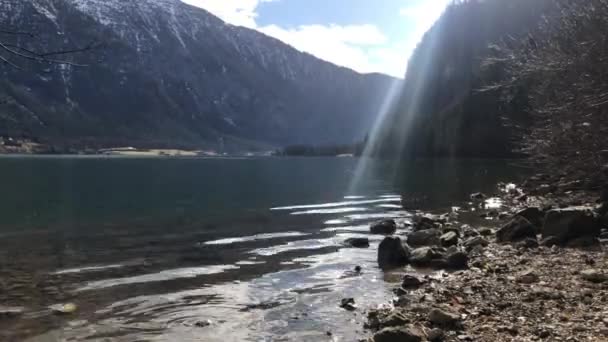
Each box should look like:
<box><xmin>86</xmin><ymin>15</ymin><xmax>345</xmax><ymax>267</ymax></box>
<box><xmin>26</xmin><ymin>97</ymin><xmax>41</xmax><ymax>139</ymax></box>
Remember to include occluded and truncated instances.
<box><xmin>0</xmin><ymin>0</ymin><xmax>396</xmax><ymax>152</ymax></box>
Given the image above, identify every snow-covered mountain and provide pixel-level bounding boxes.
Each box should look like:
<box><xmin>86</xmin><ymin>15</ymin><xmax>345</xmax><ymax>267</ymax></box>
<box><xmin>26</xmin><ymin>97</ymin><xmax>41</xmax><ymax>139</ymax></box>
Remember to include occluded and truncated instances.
<box><xmin>0</xmin><ymin>0</ymin><xmax>396</xmax><ymax>150</ymax></box>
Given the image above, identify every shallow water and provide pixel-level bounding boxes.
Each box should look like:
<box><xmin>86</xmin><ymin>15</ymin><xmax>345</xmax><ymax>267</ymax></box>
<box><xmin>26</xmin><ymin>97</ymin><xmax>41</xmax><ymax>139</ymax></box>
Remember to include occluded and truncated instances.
<box><xmin>0</xmin><ymin>156</ymin><xmax>523</xmax><ymax>341</ymax></box>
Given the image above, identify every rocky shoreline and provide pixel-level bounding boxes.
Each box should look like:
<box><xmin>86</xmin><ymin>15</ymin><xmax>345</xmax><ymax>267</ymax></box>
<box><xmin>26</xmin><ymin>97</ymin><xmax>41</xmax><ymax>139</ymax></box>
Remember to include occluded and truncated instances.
<box><xmin>358</xmin><ymin>176</ymin><xmax>608</xmax><ymax>341</ymax></box>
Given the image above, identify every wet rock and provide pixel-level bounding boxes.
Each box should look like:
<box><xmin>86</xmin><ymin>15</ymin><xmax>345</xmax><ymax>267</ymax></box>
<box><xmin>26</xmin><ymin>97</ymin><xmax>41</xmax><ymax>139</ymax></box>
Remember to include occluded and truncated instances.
<box><xmin>412</xmin><ymin>215</ymin><xmax>437</xmax><ymax>231</ymax></box>
<box><xmin>516</xmin><ymin>207</ymin><xmax>544</xmax><ymax>232</ymax></box>
<box><xmin>461</xmin><ymin>224</ymin><xmax>480</xmax><ymax>238</ymax></box>
<box><xmin>445</xmin><ymin>250</ymin><xmax>468</xmax><ymax>269</ymax></box>
<box><xmin>583</xmin><ymin>254</ymin><xmax>595</xmax><ymax>266</ymax></box>
<box><xmin>393</xmin><ymin>287</ymin><xmax>407</xmax><ymax>296</ymax></box>
<box><xmin>580</xmin><ymin>269</ymin><xmax>607</xmax><ymax>283</ymax></box>
<box><xmin>427</xmin><ymin>328</ymin><xmax>445</xmax><ymax>341</ymax></box>
<box><xmin>478</xmin><ymin>228</ymin><xmax>493</xmax><ymax>236</ymax></box>
<box><xmin>516</xmin><ymin>237</ymin><xmax>539</xmax><ymax>249</ymax></box>
<box><xmin>517</xmin><ymin>269</ymin><xmax>540</xmax><ymax>284</ymax></box>
<box><xmin>344</xmin><ymin>237</ymin><xmax>370</xmax><ymax>248</ymax></box>
<box><xmin>530</xmin><ymin>287</ymin><xmax>563</xmax><ymax>300</ymax></box>
<box><xmin>440</xmin><ymin>231</ymin><xmax>458</xmax><ymax>247</ymax></box>
<box><xmin>241</xmin><ymin>301</ymin><xmax>283</xmax><ymax>311</ymax></box>
<box><xmin>536</xmin><ymin>328</ymin><xmax>552</xmax><ymax>338</ymax></box>
<box><xmin>195</xmin><ymin>319</ymin><xmax>213</xmax><ymax>327</ymax></box>
<box><xmin>463</xmin><ymin>236</ymin><xmax>489</xmax><ymax>250</ymax></box>
<box><xmin>393</xmin><ymin>295</ymin><xmax>410</xmax><ymax>307</ymax></box>
<box><xmin>373</xmin><ymin>326</ymin><xmax>423</xmax><ymax>342</ymax></box>
<box><xmin>410</xmin><ymin>247</ymin><xmax>444</xmax><ymax>266</ymax></box>
<box><xmin>378</xmin><ymin>237</ymin><xmax>410</xmax><ymax>270</ymax></box>
<box><xmin>566</xmin><ymin>235</ymin><xmax>599</xmax><ymax>248</ymax></box>
<box><xmin>50</xmin><ymin>303</ymin><xmax>77</xmax><ymax>315</ymax></box>
<box><xmin>401</xmin><ymin>274</ymin><xmax>424</xmax><ymax>288</ymax></box>
<box><xmin>407</xmin><ymin>229</ymin><xmax>441</xmax><ymax>246</ymax></box>
<box><xmin>428</xmin><ymin>308</ymin><xmax>461</xmax><ymax>328</ymax></box>
<box><xmin>0</xmin><ymin>306</ymin><xmax>24</xmax><ymax>318</ymax></box>
<box><xmin>379</xmin><ymin>312</ymin><xmax>410</xmax><ymax>328</ymax></box>
<box><xmin>496</xmin><ymin>216</ymin><xmax>536</xmax><ymax>243</ymax></box>
<box><xmin>542</xmin><ymin>206</ymin><xmax>600</xmax><ymax>243</ymax></box>
<box><xmin>540</xmin><ymin>235</ymin><xmax>560</xmax><ymax>247</ymax></box>
<box><xmin>371</xmin><ymin>219</ymin><xmax>397</xmax><ymax>235</ymax></box>
<box><xmin>470</xmin><ymin>192</ymin><xmax>486</xmax><ymax>200</ymax></box>
<box><xmin>340</xmin><ymin>298</ymin><xmax>356</xmax><ymax>311</ymax></box>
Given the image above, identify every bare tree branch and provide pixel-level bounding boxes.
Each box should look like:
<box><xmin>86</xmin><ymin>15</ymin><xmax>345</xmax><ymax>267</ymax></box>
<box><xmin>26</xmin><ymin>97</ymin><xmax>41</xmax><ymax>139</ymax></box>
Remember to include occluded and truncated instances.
<box><xmin>0</xmin><ymin>27</ymin><xmax>99</xmax><ymax>68</ymax></box>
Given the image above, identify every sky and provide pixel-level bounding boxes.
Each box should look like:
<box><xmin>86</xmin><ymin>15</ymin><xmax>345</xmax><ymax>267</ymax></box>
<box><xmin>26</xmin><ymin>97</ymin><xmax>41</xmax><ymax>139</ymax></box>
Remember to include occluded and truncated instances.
<box><xmin>182</xmin><ymin>0</ymin><xmax>450</xmax><ymax>78</ymax></box>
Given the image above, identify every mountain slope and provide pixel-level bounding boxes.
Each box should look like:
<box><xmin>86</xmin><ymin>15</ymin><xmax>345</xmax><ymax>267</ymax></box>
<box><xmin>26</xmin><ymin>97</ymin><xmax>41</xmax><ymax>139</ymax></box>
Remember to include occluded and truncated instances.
<box><xmin>371</xmin><ymin>0</ymin><xmax>553</xmax><ymax>158</ymax></box>
<box><xmin>0</xmin><ymin>0</ymin><xmax>395</xmax><ymax>151</ymax></box>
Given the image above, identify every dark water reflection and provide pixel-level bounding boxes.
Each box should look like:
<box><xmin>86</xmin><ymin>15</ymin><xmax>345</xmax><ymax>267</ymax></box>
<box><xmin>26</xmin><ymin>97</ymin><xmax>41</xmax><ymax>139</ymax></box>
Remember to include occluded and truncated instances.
<box><xmin>0</xmin><ymin>156</ymin><xmax>525</xmax><ymax>341</ymax></box>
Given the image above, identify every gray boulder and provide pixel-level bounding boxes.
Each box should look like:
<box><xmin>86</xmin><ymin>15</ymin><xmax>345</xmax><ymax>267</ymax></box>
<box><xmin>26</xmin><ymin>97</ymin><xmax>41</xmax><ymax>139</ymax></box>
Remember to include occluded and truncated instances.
<box><xmin>445</xmin><ymin>251</ymin><xmax>468</xmax><ymax>269</ymax></box>
<box><xmin>540</xmin><ymin>235</ymin><xmax>560</xmax><ymax>247</ymax></box>
<box><xmin>427</xmin><ymin>328</ymin><xmax>445</xmax><ymax>342</ymax></box>
<box><xmin>410</xmin><ymin>247</ymin><xmax>444</xmax><ymax>266</ymax></box>
<box><xmin>378</xmin><ymin>237</ymin><xmax>410</xmax><ymax>270</ymax></box>
<box><xmin>463</xmin><ymin>236</ymin><xmax>489</xmax><ymax>250</ymax></box>
<box><xmin>401</xmin><ymin>274</ymin><xmax>424</xmax><ymax>288</ymax></box>
<box><xmin>516</xmin><ymin>207</ymin><xmax>544</xmax><ymax>232</ymax></box>
<box><xmin>371</xmin><ymin>219</ymin><xmax>397</xmax><ymax>235</ymax></box>
<box><xmin>439</xmin><ymin>231</ymin><xmax>458</xmax><ymax>247</ymax></box>
<box><xmin>373</xmin><ymin>326</ymin><xmax>423</xmax><ymax>342</ymax></box>
<box><xmin>581</xmin><ymin>269</ymin><xmax>607</xmax><ymax>283</ymax></box>
<box><xmin>408</xmin><ymin>228</ymin><xmax>441</xmax><ymax>246</ymax></box>
<box><xmin>428</xmin><ymin>308</ymin><xmax>461</xmax><ymax>328</ymax></box>
<box><xmin>496</xmin><ymin>216</ymin><xmax>536</xmax><ymax>243</ymax></box>
<box><xmin>542</xmin><ymin>206</ymin><xmax>600</xmax><ymax>243</ymax></box>
<box><xmin>517</xmin><ymin>237</ymin><xmax>539</xmax><ymax>249</ymax></box>
<box><xmin>412</xmin><ymin>215</ymin><xmax>440</xmax><ymax>231</ymax></box>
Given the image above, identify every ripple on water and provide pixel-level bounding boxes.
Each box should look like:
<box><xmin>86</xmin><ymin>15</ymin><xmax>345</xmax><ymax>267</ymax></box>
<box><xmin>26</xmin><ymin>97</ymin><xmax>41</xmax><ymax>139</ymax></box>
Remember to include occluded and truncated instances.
<box><xmin>376</xmin><ymin>203</ymin><xmax>402</xmax><ymax>209</ymax></box>
<box><xmin>345</xmin><ymin>211</ymin><xmax>409</xmax><ymax>221</ymax></box>
<box><xmin>290</xmin><ymin>207</ymin><xmax>368</xmax><ymax>215</ymax></box>
<box><xmin>248</xmin><ymin>238</ymin><xmax>339</xmax><ymax>257</ymax></box>
<box><xmin>76</xmin><ymin>265</ymin><xmax>240</xmax><ymax>292</ymax></box>
<box><xmin>52</xmin><ymin>263</ymin><xmax>128</xmax><ymax>275</ymax></box>
<box><xmin>270</xmin><ymin>198</ymin><xmax>400</xmax><ymax>211</ymax></box>
<box><xmin>323</xmin><ymin>219</ymin><xmax>348</xmax><ymax>225</ymax></box>
<box><xmin>320</xmin><ymin>225</ymin><xmax>369</xmax><ymax>233</ymax></box>
<box><xmin>202</xmin><ymin>231</ymin><xmax>308</xmax><ymax>245</ymax></box>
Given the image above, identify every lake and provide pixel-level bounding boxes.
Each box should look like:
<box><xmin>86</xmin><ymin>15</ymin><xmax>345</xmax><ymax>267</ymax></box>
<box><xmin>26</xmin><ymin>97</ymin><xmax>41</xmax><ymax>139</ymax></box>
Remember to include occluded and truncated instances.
<box><xmin>0</xmin><ymin>156</ymin><xmax>524</xmax><ymax>341</ymax></box>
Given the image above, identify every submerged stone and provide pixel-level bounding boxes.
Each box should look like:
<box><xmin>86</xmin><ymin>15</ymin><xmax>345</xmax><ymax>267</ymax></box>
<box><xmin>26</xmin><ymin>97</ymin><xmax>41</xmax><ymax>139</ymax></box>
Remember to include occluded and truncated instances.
<box><xmin>343</xmin><ymin>237</ymin><xmax>370</xmax><ymax>248</ymax></box>
<box><xmin>371</xmin><ymin>220</ymin><xmax>397</xmax><ymax>235</ymax></box>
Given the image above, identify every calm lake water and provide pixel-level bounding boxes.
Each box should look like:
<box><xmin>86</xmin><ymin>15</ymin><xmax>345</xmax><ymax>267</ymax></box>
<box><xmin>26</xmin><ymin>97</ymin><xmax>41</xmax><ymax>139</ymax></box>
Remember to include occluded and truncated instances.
<box><xmin>0</xmin><ymin>156</ymin><xmax>524</xmax><ymax>341</ymax></box>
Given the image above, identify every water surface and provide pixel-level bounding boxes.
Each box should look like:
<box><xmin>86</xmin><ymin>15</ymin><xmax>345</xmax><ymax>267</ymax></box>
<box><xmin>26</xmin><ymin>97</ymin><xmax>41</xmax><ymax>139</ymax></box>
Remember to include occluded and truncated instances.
<box><xmin>0</xmin><ymin>156</ymin><xmax>523</xmax><ymax>341</ymax></box>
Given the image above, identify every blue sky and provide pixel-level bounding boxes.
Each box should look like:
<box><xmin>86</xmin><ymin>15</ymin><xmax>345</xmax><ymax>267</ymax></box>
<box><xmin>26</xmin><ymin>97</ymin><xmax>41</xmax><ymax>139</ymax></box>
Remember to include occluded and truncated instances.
<box><xmin>183</xmin><ymin>0</ymin><xmax>450</xmax><ymax>77</ymax></box>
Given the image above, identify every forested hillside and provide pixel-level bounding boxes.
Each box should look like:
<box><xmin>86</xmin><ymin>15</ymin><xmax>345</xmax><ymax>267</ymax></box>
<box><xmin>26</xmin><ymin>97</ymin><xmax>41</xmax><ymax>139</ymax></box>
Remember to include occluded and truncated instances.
<box><xmin>373</xmin><ymin>0</ymin><xmax>608</xmax><ymax>190</ymax></box>
<box><xmin>372</xmin><ymin>0</ymin><xmax>555</xmax><ymax>158</ymax></box>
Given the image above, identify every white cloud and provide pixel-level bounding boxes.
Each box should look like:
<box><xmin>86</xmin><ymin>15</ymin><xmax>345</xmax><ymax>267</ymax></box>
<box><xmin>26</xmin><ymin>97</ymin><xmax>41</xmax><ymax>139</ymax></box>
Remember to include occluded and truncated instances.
<box><xmin>259</xmin><ymin>24</ymin><xmax>394</xmax><ymax>75</ymax></box>
<box><xmin>181</xmin><ymin>0</ymin><xmax>450</xmax><ymax>78</ymax></box>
